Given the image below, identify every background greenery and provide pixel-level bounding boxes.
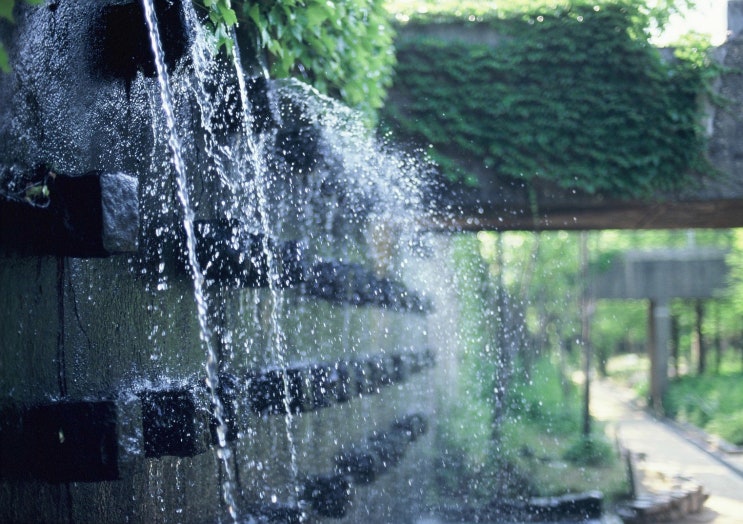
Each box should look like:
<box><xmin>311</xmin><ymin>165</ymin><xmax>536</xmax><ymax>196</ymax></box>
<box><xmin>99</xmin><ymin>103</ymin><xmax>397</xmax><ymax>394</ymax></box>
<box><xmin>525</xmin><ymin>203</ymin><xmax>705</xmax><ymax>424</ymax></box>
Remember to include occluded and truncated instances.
<box><xmin>437</xmin><ymin>233</ymin><xmax>629</xmax><ymax>504</ymax></box>
<box><xmin>381</xmin><ymin>1</ymin><xmax>718</xmax><ymax>196</ymax></box>
<box><xmin>437</xmin><ymin>226</ymin><xmax>743</xmax><ymax>505</ymax></box>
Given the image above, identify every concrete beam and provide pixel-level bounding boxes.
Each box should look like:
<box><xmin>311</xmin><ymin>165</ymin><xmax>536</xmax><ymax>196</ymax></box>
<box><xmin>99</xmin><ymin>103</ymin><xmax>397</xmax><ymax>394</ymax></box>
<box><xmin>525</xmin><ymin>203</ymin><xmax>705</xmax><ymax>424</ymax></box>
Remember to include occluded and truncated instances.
<box><xmin>590</xmin><ymin>248</ymin><xmax>729</xmax><ymax>301</ymax></box>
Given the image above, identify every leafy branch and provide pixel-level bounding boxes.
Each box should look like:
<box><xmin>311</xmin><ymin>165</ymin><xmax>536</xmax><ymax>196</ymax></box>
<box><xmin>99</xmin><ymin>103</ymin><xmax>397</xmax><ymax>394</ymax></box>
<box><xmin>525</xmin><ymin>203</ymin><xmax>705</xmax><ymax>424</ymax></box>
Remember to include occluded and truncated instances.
<box><xmin>198</xmin><ymin>0</ymin><xmax>395</xmax><ymax>120</ymax></box>
<box><xmin>198</xmin><ymin>0</ymin><xmax>238</xmax><ymax>54</ymax></box>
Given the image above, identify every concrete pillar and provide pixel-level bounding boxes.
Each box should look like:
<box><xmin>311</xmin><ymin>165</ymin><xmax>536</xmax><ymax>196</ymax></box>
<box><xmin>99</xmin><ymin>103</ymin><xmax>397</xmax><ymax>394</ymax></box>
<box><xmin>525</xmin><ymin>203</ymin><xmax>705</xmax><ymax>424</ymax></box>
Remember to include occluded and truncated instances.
<box><xmin>648</xmin><ymin>298</ymin><xmax>671</xmax><ymax>414</ymax></box>
<box><xmin>729</xmin><ymin>1</ymin><xmax>743</xmax><ymax>40</ymax></box>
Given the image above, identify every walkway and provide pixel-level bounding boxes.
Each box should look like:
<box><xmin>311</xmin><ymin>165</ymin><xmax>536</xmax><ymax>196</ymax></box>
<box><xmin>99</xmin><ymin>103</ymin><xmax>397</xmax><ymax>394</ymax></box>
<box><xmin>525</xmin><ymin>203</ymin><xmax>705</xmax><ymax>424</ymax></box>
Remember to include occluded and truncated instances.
<box><xmin>591</xmin><ymin>380</ymin><xmax>743</xmax><ymax>523</ymax></box>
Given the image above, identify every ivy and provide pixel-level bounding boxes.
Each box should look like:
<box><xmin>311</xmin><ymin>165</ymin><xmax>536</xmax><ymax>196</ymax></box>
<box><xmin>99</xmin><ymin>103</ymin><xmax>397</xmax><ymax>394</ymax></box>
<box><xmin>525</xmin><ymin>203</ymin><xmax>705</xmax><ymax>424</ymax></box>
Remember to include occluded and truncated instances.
<box><xmin>197</xmin><ymin>0</ymin><xmax>238</xmax><ymax>54</ymax></box>
<box><xmin>381</xmin><ymin>1</ymin><xmax>718</xmax><ymax>197</ymax></box>
<box><xmin>198</xmin><ymin>0</ymin><xmax>396</xmax><ymax>120</ymax></box>
<box><xmin>0</xmin><ymin>0</ymin><xmax>42</xmax><ymax>72</ymax></box>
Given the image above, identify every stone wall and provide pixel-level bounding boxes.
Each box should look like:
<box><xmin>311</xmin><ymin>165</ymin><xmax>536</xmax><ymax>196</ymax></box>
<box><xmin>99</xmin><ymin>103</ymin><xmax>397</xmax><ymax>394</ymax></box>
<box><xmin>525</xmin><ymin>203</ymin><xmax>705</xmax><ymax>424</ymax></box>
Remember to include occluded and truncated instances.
<box><xmin>0</xmin><ymin>2</ymin><xmax>440</xmax><ymax>522</ymax></box>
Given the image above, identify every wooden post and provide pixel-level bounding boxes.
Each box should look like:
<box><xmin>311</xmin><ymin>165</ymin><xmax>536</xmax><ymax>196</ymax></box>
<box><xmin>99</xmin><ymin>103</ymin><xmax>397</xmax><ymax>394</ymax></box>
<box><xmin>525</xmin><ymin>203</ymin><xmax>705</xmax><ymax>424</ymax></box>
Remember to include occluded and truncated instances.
<box><xmin>695</xmin><ymin>300</ymin><xmax>706</xmax><ymax>375</ymax></box>
<box><xmin>580</xmin><ymin>232</ymin><xmax>592</xmax><ymax>437</ymax></box>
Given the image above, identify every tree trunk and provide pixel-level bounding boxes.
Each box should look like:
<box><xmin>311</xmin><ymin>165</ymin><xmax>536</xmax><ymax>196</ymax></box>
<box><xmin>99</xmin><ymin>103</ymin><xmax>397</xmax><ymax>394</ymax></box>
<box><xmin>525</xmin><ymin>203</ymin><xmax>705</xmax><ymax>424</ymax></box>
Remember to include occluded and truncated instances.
<box><xmin>580</xmin><ymin>232</ymin><xmax>592</xmax><ymax>438</ymax></box>
<box><xmin>714</xmin><ymin>301</ymin><xmax>722</xmax><ymax>375</ymax></box>
<box><xmin>695</xmin><ymin>300</ymin><xmax>706</xmax><ymax>375</ymax></box>
<box><xmin>671</xmin><ymin>313</ymin><xmax>680</xmax><ymax>377</ymax></box>
<box><xmin>492</xmin><ymin>232</ymin><xmax>510</xmax><ymax>443</ymax></box>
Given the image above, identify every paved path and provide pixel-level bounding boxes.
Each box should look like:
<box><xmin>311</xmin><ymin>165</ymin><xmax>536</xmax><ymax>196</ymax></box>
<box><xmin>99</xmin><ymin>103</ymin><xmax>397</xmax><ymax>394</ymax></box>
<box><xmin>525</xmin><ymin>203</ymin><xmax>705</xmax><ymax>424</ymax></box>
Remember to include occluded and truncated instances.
<box><xmin>591</xmin><ymin>380</ymin><xmax>743</xmax><ymax>523</ymax></box>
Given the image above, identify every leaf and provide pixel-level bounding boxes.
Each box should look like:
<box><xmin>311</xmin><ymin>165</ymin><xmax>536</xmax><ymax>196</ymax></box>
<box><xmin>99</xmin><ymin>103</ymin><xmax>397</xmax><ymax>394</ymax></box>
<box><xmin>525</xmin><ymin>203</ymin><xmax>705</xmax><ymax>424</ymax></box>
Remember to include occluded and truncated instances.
<box><xmin>305</xmin><ymin>4</ymin><xmax>328</xmax><ymax>27</ymax></box>
<box><xmin>0</xmin><ymin>0</ymin><xmax>14</xmax><ymax>22</ymax></box>
<box><xmin>0</xmin><ymin>42</ymin><xmax>9</xmax><ymax>73</ymax></box>
<box><xmin>247</xmin><ymin>3</ymin><xmax>261</xmax><ymax>26</ymax></box>
<box><xmin>218</xmin><ymin>3</ymin><xmax>237</xmax><ymax>26</ymax></box>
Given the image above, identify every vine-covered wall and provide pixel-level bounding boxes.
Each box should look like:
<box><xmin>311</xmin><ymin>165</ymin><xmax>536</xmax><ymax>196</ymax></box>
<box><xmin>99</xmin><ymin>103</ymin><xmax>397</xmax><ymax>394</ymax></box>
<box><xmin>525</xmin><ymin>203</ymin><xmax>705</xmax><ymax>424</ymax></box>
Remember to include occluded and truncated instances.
<box><xmin>381</xmin><ymin>2</ymin><xmax>718</xmax><ymax>198</ymax></box>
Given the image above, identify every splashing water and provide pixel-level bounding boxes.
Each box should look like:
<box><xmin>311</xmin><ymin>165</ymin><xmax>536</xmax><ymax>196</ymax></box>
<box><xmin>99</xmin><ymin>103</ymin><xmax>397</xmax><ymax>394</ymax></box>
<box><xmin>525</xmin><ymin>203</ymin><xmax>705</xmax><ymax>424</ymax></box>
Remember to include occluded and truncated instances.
<box><xmin>230</xmin><ymin>36</ymin><xmax>305</xmax><ymax>509</ymax></box>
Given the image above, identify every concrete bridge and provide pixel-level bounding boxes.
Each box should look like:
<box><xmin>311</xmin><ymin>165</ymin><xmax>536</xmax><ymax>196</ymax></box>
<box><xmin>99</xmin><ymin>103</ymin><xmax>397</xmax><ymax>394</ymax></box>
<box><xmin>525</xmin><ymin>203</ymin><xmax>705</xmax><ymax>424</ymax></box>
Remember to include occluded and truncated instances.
<box><xmin>427</xmin><ymin>1</ymin><xmax>743</xmax><ymax>232</ymax></box>
<box><xmin>589</xmin><ymin>248</ymin><xmax>730</xmax><ymax>413</ymax></box>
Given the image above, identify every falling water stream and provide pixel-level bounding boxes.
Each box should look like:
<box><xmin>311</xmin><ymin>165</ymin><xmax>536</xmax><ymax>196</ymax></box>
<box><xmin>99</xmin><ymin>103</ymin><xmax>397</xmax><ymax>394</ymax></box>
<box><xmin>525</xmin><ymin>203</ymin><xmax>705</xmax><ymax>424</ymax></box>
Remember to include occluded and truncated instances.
<box><xmin>230</xmin><ymin>46</ymin><xmax>306</xmax><ymax>507</ymax></box>
<box><xmin>141</xmin><ymin>0</ymin><xmax>240</xmax><ymax>519</ymax></box>
<box><xmin>148</xmin><ymin>0</ymin><xmax>308</xmax><ymax>517</ymax></box>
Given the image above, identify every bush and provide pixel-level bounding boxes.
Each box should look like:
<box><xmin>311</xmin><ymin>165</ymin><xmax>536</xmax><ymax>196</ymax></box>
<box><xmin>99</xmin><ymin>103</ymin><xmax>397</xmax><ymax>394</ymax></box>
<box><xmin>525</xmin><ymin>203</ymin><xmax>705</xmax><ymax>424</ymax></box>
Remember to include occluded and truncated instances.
<box><xmin>563</xmin><ymin>434</ymin><xmax>616</xmax><ymax>467</ymax></box>
<box><xmin>707</xmin><ymin>411</ymin><xmax>743</xmax><ymax>446</ymax></box>
<box><xmin>664</xmin><ymin>373</ymin><xmax>743</xmax><ymax>446</ymax></box>
<box><xmin>506</xmin><ymin>357</ymin><xmax>580</xmax><ymax>435</ymax></box>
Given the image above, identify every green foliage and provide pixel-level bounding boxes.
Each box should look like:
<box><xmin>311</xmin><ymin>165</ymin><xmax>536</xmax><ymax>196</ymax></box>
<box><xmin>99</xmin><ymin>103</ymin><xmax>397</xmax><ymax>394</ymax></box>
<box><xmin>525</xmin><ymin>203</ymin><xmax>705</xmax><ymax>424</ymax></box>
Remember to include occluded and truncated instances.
<box><xmin>198</xmin><ymin>0</ymin><xmax>238</xmax><ymax>54</ymax></box>
<box><xmin>708</xmin><ymin>412</ymin><xmax>743</xmax><ymax>447</ymax></box>
<box><xmin>664</xmin><ymin>372</ymin><xmax>743</xmax><ymax>445</ymax></box>
<box><xmin>725</xmin><ymin>229</ymin><xmax>743</xmax><ymax>318</ymax></box>
<box><xmin>245</xmin><ymin>0</ymin><xmax>395</xmax><ymax>118</ymax></box>
<box><xmin>478</xmin><ymin>229</ymin><xmax>735</xmax><ymax>387</ymax></box>
<box><xmin>506</xmin><ymin>355</ymin><xmax>581</xmax><ymax>434</ymax></box>
<box><xmin>499</xmin><ymin>418</ymin><xmax>628</xmax><ymax>497</ymax></box>
<box><xmin>199</xmin><ymin>0</ymin><xmax>396</xmax><ymax>119</ymax></box>
<box><xmin>479</xmin><ymin>230</ymin><xmax>583</xmax><ymax>358</ymax></box>
<box><xmin>382</xmin><ymin>1</ymin><xmax>719</xmax><ymax>196</ymax></box>
<box><xmin>0</xmin><ymin>0</ymin><xmax>42</xmax><ymax>73</ymax></box>
<box><xmin>493</xmin><ymin>355</ymin><xmax>626</xmax><ymax>498</ymax></box>
<box><xmin>385</xmin><ymin>0</ymin><xmax>498</xmax><ymax>22</ymax></box>
<box><xmin>563</xmin><ymin>434</ymin><xmax>616</xmax><ymax>466</ymax></box>
<box><xmin>386</xmin><ymin>0</ymin><xmax>693</xmax><ymax>36</ymax></box>
<box><xmin>0</xmin><ymin>43</ymin><xmax>8</xmax><ymax>73</ymax></box>
<box><xmin>443</xmin><ymin>234</ymin><xmax>498</xmax><ymax>460</ymax></box>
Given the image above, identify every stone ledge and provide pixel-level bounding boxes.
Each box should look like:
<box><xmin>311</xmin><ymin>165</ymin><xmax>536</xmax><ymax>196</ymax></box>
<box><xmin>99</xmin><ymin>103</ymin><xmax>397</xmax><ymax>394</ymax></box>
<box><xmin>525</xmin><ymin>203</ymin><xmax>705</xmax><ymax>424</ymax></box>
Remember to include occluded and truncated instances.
<box><xmin>617</xmin><ymin>454</ymin><xmax>709</xmax><ymax>524</ymax></box>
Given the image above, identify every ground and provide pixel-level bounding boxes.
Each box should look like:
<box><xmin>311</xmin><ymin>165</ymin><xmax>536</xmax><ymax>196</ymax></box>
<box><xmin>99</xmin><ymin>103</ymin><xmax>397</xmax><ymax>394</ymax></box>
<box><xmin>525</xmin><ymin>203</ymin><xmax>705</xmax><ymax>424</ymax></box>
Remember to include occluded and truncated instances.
<box><xmin>591</xmin><ymin>379</ymin><xmax>743</xmax><ymax>523</ymax></box>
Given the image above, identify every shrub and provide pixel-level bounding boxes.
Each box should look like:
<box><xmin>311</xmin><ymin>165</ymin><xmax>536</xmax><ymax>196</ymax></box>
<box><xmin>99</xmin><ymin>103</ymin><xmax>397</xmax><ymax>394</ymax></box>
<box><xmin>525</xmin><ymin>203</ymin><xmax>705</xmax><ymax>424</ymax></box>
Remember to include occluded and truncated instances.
<box><xmin>707</xmin><ymin>411</ymin><xmax>743</xmax><ymax>446</ymax></box>
<box><xmin>563</xmin><ymin>434</ymin><xmax>616</xmax><ymax>467</ymax></box>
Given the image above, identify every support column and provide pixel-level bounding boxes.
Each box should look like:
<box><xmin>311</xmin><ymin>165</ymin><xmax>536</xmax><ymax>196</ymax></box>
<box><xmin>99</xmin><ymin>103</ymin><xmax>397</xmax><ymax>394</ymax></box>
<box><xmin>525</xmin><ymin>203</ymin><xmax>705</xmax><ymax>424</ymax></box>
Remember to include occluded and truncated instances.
<box><xmin>648</xmin><ymin>298</ymin><xmax>671</xmax><ymax>414</ymax></box>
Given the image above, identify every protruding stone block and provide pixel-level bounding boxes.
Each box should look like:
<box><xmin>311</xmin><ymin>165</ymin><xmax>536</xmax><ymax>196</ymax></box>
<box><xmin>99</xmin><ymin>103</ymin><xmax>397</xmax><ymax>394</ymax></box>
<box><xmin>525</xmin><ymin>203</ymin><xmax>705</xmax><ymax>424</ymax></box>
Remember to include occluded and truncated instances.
<box><xmin>140</xmin><ymin>388</ymin><xmax>210</xmax><ymax>458</ymax></box>
<box><xmin>0</xmin><ymin>167</ymin><xmax>139</xmax><ymax>257</ymax></box>
<box><xmin>335</xmin><ymin>448</ymin><xmax>379</xmax><ymax>485</ymax></box>
<box><xmin>194</xmin><ymin>220</ymin><xmax>303</xmax><ymax>289</ymax></box>
<box><xmin>247</xmin><ymin>367</ymin><xmax>307</xmax><ymax>415</ymax></box>
<box><xmin>302</xmin><ymin>474</ymin><xmax>352</xmax><ymax>518</ymax></box>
